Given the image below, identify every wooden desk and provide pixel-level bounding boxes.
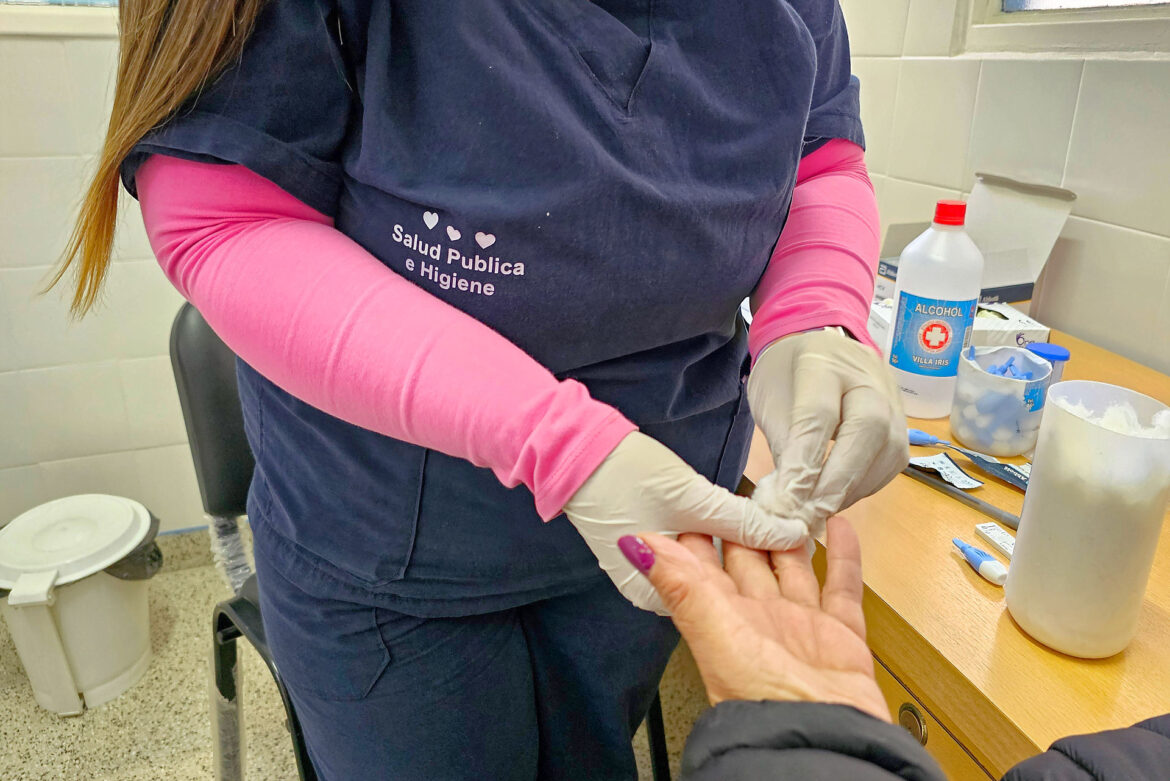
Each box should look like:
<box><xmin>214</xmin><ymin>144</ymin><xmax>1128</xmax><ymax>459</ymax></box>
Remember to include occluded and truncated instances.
<box><xmin>744</xmin><ymin>332</ymin><xmax>1170</xmax><ymax>779</ymax></box>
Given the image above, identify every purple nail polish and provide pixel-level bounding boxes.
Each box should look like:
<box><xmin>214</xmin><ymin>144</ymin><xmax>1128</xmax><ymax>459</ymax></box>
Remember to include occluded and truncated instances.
<box><xmin>618</xmin><ymin>535</ymin><xmax>655</xmax><ymax>573</ymax></box>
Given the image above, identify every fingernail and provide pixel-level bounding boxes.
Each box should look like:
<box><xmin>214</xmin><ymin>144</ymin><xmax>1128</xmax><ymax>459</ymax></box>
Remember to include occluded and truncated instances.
<box><xmin>618</xmin><ymin>535</ymin><xmax>655</xmax><ymax>572</ymax></box>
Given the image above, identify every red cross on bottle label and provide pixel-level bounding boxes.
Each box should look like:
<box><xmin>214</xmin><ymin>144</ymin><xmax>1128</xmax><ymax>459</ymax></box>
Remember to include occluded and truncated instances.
<box><xmin>918</xmin><ymin>320</ymin><xmax>951</xmax><ymax>353</ymax></box>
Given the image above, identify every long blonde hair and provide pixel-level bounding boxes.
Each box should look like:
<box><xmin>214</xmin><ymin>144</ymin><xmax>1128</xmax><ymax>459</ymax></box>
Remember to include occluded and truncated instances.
<box><xmin>48</xmin><ymin>0</ymin><xmax>266</xmax><ymax>316</ymax></box>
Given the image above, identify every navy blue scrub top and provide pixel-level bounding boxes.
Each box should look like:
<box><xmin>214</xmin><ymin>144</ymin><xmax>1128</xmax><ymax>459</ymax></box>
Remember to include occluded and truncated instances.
<box><xmin>124</xmin><ymin>0</ymin><xmax>864</xmax><ymax>617</ymax></box>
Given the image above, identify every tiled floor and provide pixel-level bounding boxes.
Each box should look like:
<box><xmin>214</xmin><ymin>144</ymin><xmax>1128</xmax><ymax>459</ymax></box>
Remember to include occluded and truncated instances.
<box><xmin>0</xmin><ymin>531</ymin><xmax>709</xmax><ymax>780</ymax></box>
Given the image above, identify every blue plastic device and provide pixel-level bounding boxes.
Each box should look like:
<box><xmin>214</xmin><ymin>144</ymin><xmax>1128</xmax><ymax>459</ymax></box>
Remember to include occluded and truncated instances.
<box><xmin>952</xmin><ymin>538</ymin><xmax>1008</xmax><ymax>586</ymax></box>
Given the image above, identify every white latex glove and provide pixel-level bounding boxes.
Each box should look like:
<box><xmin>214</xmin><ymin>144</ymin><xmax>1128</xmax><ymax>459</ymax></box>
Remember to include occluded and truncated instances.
<box><xmin>562</xmin><ymin>431</ymin><xmax>809</xmax><ymax>615</ymax></box>
<box><xmin>747</xmin><ymin>327</ymin><xmax>908</xmax><ymax>537</ymax></box>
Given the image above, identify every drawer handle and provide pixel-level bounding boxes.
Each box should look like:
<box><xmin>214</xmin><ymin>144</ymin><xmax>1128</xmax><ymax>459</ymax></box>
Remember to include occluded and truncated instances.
<box><xmin>898</xmin><ymin>703</ymin><xmax>928</xmax><ymax>745</ymax></box>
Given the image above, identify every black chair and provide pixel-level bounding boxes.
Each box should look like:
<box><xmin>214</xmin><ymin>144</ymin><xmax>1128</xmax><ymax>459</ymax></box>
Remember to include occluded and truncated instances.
<box><xmin>169</xmin><ymin>301</ymin><xmax>672</xmax><ymax>781</ymax></box>
<box><xmin>170</xmin><ymin>303</ymin><xmax>315</xmax><ymax>781</ymax></box>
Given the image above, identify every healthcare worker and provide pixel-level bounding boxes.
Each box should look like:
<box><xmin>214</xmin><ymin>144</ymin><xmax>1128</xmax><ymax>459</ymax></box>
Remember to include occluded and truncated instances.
<box><xmin>57</xmin><ymin>1</ymin><xmax>907</xmax><ymax>778</ymax></box>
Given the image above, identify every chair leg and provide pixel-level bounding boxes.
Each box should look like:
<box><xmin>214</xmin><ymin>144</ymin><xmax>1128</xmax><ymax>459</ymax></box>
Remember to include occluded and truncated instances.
<box><xmin>270</xmin><ymin>671</ymin><xmax>318</xmax><ymax>781</ymax></box>
<box><xmin>647</xmin><ymin>691</ymin><xmax>671</xmax><ymax>781</ymax></box>
<box><xmin>211</xmin><ymin>623</ymin><xmax>245</xmax><ymax>781</ymax></box>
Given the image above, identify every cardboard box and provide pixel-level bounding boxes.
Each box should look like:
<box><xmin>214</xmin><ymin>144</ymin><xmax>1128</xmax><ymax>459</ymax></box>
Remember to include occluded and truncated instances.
<box><xmin>876</xmin><ymin>174</ymin><xmax>1076</xmax><ymax>305</ymax></box>
<box><xmin>868</xmin><ymin>299</ymin><xmax>1050</xmax><ymax>350</ymax></box>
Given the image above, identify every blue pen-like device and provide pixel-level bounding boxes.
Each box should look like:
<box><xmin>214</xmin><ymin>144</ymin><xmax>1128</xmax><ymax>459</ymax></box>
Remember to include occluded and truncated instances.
<box><xmin>953</xmin><ymin>538</ymin><xmax>1008</xmax><ymax>586</ymax></box>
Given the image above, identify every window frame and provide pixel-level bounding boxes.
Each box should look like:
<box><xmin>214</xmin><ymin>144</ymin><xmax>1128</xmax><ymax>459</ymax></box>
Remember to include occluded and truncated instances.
<box><xmin>1004</xmin><ymin>0</ymin><xmax>1168</xmax><ymax>10</ymax></box>
<box><xmin>961</xmin><ymin>0</ymin><xmax>1170</xmax><ymax>54</ymax></box>
<box><xmin>0</xmin><ymin>4</ymin><xmax>117</xmax><ymax>37</ymax></box>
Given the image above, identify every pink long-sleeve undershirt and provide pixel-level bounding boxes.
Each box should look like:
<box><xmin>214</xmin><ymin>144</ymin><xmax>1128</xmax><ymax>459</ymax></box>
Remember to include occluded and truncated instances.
<box><xmin>135</xmin><ymin>139</ymin><xmax>878</xmax><ymax>520</ymax></box>
<box><xmin>136</xmin><ymin>155</ymin><xmax>635</xmax><ymax>521</ymax></box>
<box><xmin>749</xmin><ymin>139</ymin><xmax>881</xmax><ymax>358</ymax></box>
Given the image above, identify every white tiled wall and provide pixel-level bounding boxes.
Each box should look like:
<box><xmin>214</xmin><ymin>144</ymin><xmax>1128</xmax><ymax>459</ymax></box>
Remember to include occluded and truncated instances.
<box><xmin>841</xmin><ymin>0</ymin><xmax>1170</xmax><ymax>374</ymax></box>
<box><xmin>0</xmin><ymin>29</ymin><xmax>200</xmax><ymax>530</ymax></box>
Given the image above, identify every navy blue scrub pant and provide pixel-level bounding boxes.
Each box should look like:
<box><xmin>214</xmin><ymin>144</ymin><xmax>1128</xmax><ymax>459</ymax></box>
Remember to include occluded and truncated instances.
<box><xmin>254</xmin><ymin>542</ymin><xmax>680</xmax><ymax>780</ymax></box>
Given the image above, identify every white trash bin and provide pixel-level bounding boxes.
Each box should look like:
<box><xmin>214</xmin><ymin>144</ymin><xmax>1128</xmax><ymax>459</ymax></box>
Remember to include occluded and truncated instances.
<box><xmin>0</xmin><ymin>494</ymin><xmax>161</xmax><ymax>715</ymax></box>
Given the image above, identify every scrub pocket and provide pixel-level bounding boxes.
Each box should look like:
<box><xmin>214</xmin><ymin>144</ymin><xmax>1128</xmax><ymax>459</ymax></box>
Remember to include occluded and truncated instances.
<box><xmin>524</xmin><ymin>0</ymin><xmax>654</xmax><ymax>112</ymax></box>
<box><xmin>237</xmin><ymin>359</ymin><xmax>427</xmax><ymax>589</ymax></box>
<box><xmin>255</xmin><ymin>551</ymin><xmax>392</xmax><ymax>701</ymax></box>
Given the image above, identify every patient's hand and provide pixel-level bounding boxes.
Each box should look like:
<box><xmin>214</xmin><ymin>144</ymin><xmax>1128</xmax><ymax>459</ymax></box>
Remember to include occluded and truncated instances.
<box><xmin>618</xmin><ymin>518</ymin><xmax>889</xmax><ymax>722</ymax></box>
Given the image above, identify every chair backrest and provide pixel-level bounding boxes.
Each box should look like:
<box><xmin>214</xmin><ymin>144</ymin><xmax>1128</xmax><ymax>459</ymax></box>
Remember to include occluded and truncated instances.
<box><xmin>169</xmin><ymin>302</ymin><xmax>255</xmax><ymax>518</ymax></box>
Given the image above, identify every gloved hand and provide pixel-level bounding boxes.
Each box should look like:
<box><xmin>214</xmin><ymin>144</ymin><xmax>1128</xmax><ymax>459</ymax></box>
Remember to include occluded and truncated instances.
<box><xmin>562</xmin><ymin>431</ymin><xmax>809</xmax><ymax>615</ymax></box>
<box><xmin>747</xmin><ymin>327</ymin><xmax>908</xmax><ymax>537</ymax></box>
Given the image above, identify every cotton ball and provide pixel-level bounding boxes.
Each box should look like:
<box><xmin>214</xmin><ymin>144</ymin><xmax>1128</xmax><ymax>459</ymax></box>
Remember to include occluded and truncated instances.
<box><xmin>751</xmin><ymin>471</ymin><xmax>787</xmax><ymax>515</ymax></box>
<box><xmin>1067</xmin><ymin>401</ymin><xmax>1170</xmax><ymax>439</ymax></box>
<box><xmin>953</xmin><ymin>424</ymin><xmax>977</xmax><ymax>448</ymax></box>
<box><xmin>1100</xmin><ymin>402</ymin><xmax>1142</xmax><ymax>435</ymax></box>
<box><xmin>1154</xmin><ymin>409</ymin><xmax>1170</xmax><ymax>437</ymax></box>
<box><xmin>1053</xmin><ymin>397</ymin><xmax>1094</xmax><ymax>420</ymax></box>
<box><xmin>751</xmin><ymin>471</ymin><xmax>816</xmax><ymax>540</ymax></box>
<box><xmin>962</xmin><ymin>404</ymin><xmax>979</xmax><ymax>421</ymax></box>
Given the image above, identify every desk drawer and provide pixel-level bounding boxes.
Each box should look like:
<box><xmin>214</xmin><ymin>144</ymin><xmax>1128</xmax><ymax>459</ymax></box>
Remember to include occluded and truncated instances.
<box><xmin>873</xmin><ymin>658</ymin><xmax>992</xmax><ymax>781</ymax></box>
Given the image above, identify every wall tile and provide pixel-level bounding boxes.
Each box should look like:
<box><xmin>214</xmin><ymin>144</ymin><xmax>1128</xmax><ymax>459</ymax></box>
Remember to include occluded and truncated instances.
<box><xmin>853</xmin><ymin>58</ymin><xmax>901</xmax><ymax>176</ymax></box>
<box><xmin>63</xmin><ymin>38</ymin><xmax>118</xmax><ymax>157</ymax></box>
<box><xmin>967</xmin><ymin>60</ymin><xmax>1082</xmax><ymax>190</ymax></box>
<box><xmin>0</xmin><ymin>372</ymin><xmax>36</xmax><ymax>469</ymax></box>
<box><xmin>889</xmin><ymin>59</ymin><xmax>981</xmax><ymax>190</ymax></box>
<box><xmin>0</xmin><ymin>267</ymin><xmax>51</xmax><ymax>372</ymax></box>
<box><xmin>0</xmin><ymin>266</ymin><xmax>108</xmax><ymax>372</ymax></box>
<box><xmin>0</xmin><ymin>260</ymin><xmax>182</xmax><ymax>374</ymax></box>
<box><xmin>903</xmin><ymin>0</ymin><xmax>960</xmax><ymax>56</ymax></box>
<box><xmin>870</xmin><ymin>173</ymin><xmax>888</xmax><ymax>206</ymax></box>
<box><xmin>876</xmin><ymin>177</ymin><xmax>962</xmax><ymax>247</ymax></box>
<box><xmin>839</xmin><ymin>0</ymin><xmax>910</xmax><ymax>56</ymax></box>
<box><xmin>0</xmin><ymin>262</ymin><xmax>181</xmax><ymax>373</ymax></box>
<box><xmin>133</xmin><ymin>445</ymin><xmax>206</xmax><ymax>532</ymax></box>
<box><xmin>0</xmin><ymin>465</ymin><xmax>49</xmax><ymax>526</ymax></box>
<box><xmin>0</xmin><ymin>38</ymin><xmax>81</xmax><ymax>156</ymax></box>
<box><xmin>118</xmin><ymin>356</ymin><xmax>188</xmax><ymax>451</ymax></box>
<box><xmin>1032</xmin><ymin>217</ymin><xmax>1170</xmax><ymax>373</ymax></box>
<box><xmin>1065</xmin><ymin>61</ymin><xmax>1170</xmax><ymax>238</ymax></box>
<box><xmin>1157</xmin><ymin>292</ymin><xmax>1170</xmax><ymax>376</ymax></box>
<box><xmin>0</xmin><ymin>157</ymin><xmax>89</xmax><ymax>269</ymax></box>
<box><xmin>99</xmin><ymin>260</ymin><xmax>186</xmax><ymax>356</ymax></box>
<box><xmin>19</xmin><ymin>362</ymin><xmax>132</xmax><ymax>465</ymax></box>
<box><xmin>114</xmin><ymin>192</ymin><xmax>155</xmax><ymax>263</ymax></box>
<box><xmin>38</xmin><ymin>450</ymin><xmax>144</xmax><ymax>506</ymax></box>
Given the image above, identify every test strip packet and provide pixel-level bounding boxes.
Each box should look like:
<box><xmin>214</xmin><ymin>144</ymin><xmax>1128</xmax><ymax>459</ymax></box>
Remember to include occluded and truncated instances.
<box><xmin>908</xmin><ymin>453</ymin><xmax>984</xmax><ymax>490</ymax></box>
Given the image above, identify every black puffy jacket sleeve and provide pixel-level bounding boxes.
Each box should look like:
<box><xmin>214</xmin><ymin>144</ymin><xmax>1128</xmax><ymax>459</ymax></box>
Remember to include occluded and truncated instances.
<box><xmin>681</xmin><ymin>701</ymin><xmax>947</xmax><ymax>780</ymax></box>
<box><xmin>682</xmin><ymin>702</ymin><xmax>1170</xmax><ymax>781</ymax></box>
<box><xmin>1003</xmin><ymin>714</ymin><xmax>1170</xmax><ymax>781</ymax></box>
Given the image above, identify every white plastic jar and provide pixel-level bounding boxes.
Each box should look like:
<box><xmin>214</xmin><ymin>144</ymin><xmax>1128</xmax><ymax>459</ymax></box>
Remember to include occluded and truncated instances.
<box><xmin>950</xmin><ymin>346</ymin><xmax>1051</xmax><ymax>457</ymax></box>
<box><xmin>1005</xmin><ymin>382</ymin><xmax>1170</xmax><ymax>658</ymax></box>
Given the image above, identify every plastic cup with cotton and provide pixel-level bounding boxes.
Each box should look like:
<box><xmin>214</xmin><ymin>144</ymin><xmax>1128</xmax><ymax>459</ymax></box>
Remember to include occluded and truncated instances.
<box><xmin>1005</xmin><ymin>381</ymin><xmax>1170</xmax><ymax>658</ymax></box>
<box><xmin>949</xmin><ymin>346</ymin><xmax>1051</xmax><ymax>457</ymax></box>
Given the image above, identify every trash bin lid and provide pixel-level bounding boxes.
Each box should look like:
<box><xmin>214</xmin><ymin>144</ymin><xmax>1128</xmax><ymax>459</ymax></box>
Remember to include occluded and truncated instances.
<box><xmin>0</xmin><ymin>495</ymin><xmax>153</xmax><ymax>589</ymax></box>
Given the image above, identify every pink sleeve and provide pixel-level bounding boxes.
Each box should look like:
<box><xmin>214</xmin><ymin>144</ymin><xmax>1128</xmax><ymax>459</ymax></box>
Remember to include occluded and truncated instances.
<box><xmin>136</xmin><ymin>155</ymin><xmax>635</xmax><ymax>520</ymax></box>
<box><xmin>748</xmin><ymin>139</ymin><xmax>880</xmax><ymax>359</ymax></box>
